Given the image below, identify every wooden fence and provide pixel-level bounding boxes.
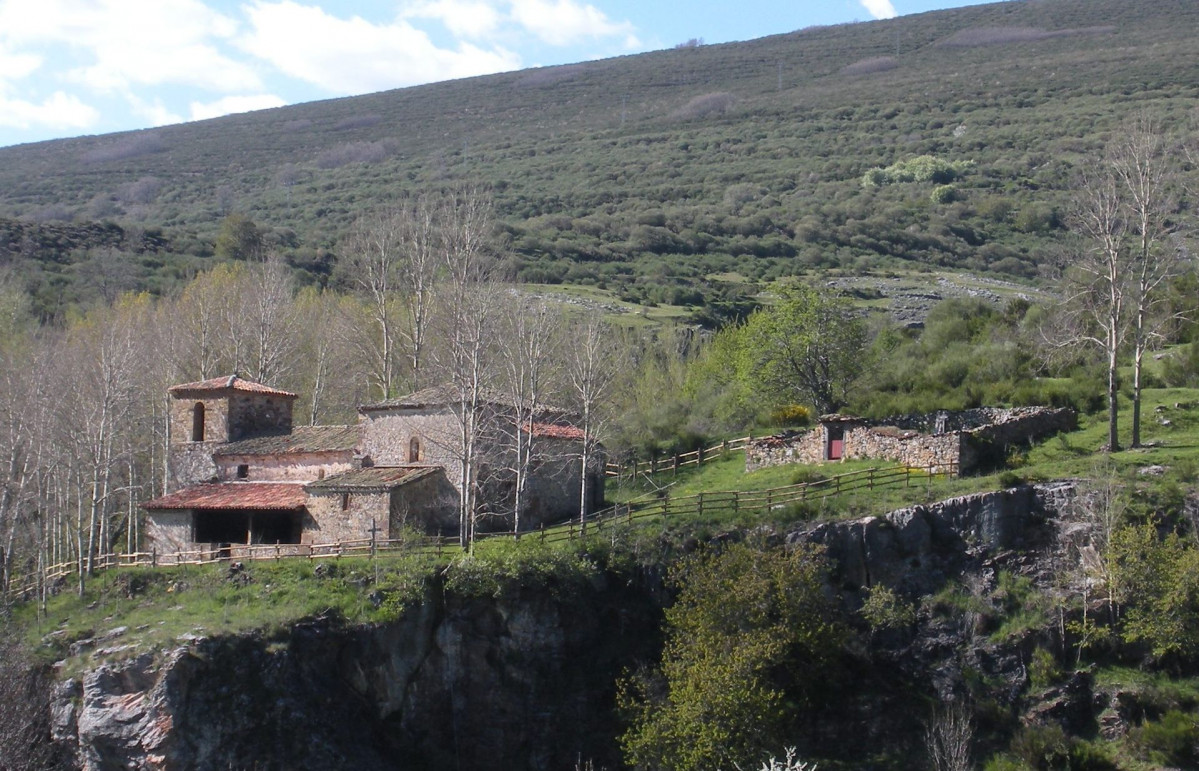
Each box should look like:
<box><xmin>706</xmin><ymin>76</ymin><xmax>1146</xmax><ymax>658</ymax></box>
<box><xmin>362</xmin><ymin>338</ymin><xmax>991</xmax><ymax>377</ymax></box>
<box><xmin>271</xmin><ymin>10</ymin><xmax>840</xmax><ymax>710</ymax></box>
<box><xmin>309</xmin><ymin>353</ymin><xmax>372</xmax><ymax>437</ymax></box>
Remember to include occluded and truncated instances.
<box><xmin>605</xmin><ymin>435</ymin><xmax>753</xmax><ymax>480</ymax></box>
<box><xmin>5</xmin><ymin>462</ymin><xmax>955</xmax><ymax>599</ymax></box>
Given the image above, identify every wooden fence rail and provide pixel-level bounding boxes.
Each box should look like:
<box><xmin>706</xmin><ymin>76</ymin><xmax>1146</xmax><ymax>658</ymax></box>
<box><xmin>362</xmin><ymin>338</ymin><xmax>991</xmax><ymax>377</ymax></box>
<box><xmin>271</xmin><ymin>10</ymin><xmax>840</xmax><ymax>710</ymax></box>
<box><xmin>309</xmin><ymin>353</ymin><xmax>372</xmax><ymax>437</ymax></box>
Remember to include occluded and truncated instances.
<box><xmin>605</xmin><ymin>435</ymin><xmax>753</xmax><ymax>479</ymax></box>
<box><xmin>4</xmin><ymin>462</ymin><xmax>955</xmax><ymax>600</ymax></box>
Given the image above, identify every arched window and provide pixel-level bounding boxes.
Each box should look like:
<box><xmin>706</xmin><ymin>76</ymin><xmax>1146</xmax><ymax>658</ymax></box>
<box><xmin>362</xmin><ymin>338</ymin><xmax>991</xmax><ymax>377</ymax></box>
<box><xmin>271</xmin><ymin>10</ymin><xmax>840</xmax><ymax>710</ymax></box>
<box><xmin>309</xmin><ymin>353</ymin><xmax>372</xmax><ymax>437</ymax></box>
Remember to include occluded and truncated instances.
<box><xmin>192</xmin><ymin>402</ymin><xmax>206</xmax><ymax>442</ymax></box>
<box><xmin>409</xmin><ymin>436</ymin><xmax>421</xmax><ymax>463</ymax></box>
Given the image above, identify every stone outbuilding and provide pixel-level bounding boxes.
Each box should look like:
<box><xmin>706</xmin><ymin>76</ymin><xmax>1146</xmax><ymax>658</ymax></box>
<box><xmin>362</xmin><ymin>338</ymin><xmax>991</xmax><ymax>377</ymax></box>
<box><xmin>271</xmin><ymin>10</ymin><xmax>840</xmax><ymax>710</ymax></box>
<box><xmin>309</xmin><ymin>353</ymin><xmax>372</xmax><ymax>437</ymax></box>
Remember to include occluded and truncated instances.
<box><xmin>143</xmin><ymin>376</ymin><xmax>602</xmax><ymax>559</ymax></box>
<box><xmin>745</xmin><ymin>406</ymin><xmax>1077</xmax><ymax>475</ymax></box>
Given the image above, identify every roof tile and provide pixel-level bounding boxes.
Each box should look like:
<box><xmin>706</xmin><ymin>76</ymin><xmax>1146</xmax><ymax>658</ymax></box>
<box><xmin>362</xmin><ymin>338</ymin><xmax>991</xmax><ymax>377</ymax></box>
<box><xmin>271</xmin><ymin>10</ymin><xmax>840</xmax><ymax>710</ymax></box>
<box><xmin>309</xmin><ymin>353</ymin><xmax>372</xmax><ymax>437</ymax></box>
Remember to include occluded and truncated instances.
<box><xmin>215</xmin><ymin>425</ymin><xmax>361</xmax><ymax>457</ymax></box>
<box><xmin>306</xmin><ymin>466</ymin><xmax>438</xmax><ymax>492</ymax></box>
<box><xmin>168</xmin><ymin>375</ymin><xmax>297</xmax><ymax>398</ymax></box>
<box><xmin>143</xmin><ymin>482</ymin><xmax>307</xmax><ymax>510</ymax></box>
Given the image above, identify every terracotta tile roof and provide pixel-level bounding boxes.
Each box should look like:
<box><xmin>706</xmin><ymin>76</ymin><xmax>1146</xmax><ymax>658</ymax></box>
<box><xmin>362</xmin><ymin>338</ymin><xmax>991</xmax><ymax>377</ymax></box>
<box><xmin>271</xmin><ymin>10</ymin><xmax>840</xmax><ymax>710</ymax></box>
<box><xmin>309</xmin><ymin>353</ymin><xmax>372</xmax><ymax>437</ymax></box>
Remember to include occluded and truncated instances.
<box><xmin>168</xmin><ymin>375</ymin><xmax>298</xmax><ymax>399</ymax></box>
<box><xmin>143</xmin><ymin>482</ymin><xmax>307</xmax><ymax>510</ymax></box>
<box><xmin>528</xmin><ymin>422</ymin><xmax>585</xmax><ymax>440</ymax></box>
<box><xmin>215</xmin><ymin>425</ymin><xmax>362</xmax><ymax>457</ymax></box>
<box><xmin>306</xmin><ymin>466</ymin><xmax>439</xmax><ymax>493</ymax></box>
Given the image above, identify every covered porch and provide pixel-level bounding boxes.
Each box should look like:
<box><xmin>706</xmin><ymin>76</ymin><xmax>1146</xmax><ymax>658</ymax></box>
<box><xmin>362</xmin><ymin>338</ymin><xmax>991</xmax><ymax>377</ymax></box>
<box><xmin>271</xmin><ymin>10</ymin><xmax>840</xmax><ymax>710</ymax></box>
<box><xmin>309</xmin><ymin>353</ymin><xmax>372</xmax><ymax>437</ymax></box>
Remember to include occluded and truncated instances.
<box><xmin>143</xmin><ymin>482</ymin><xmax>309</xmax><ymax>554</ymax></box>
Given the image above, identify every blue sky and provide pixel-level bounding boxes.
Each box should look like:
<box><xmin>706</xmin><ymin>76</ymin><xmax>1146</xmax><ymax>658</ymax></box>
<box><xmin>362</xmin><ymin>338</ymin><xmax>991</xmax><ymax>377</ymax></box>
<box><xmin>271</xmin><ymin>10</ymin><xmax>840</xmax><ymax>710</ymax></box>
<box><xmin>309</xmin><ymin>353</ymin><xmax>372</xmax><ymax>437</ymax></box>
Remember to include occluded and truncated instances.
<box><xmin>0</xmin><ymin>0</ymin><xmax>995</xmax><ymax>149</ymax></box>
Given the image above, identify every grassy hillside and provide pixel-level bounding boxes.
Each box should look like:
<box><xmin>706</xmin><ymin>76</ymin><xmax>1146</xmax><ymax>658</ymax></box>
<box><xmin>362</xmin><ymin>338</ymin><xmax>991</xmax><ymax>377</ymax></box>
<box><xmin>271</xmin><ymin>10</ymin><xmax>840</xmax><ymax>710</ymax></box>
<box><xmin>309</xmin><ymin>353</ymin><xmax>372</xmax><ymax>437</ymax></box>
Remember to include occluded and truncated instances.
<box><xmin>0</xmin><ymin>0</ymin><xmax>1197</xmax><ymax>313</ymax></box>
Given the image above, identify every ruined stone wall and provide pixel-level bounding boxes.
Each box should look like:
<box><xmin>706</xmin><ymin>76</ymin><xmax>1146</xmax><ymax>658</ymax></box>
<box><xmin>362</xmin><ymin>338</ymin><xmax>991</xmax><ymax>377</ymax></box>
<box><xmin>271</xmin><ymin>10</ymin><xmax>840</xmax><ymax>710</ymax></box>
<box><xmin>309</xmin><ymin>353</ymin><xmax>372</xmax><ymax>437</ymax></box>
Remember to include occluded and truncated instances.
<box><xmin>745</xmin><ymin>429</ymin><xmax>826</xmax><ymax>471</ymax></box>
<box><xmin>167</xmin><ymin>443</ymin><xmax>220</xmax><ymax>491</ymax></box>
<box><xmin>842</xmin><ymin>427</ymin><xmax>964</xmax><ymax>474</ymax></box>
<box><xmin>746</xmin><ymin>406</ymin><xmax>1075</xmax><ymax>475</ymax></box>
<box><xmin>145</xmin><ymin>510</ymin><xmax>192</xmax><ymax>554</ymax></box>
<box><xmin>305</xmin><ymin>491</ymin><xmax>391</xmax><ymax>543</ymax></box>
<box><xmin>228</xmin><ymin>393</ymin><xmax>293</xmax><ymax>441</ymax></box>
<box><xmin>214</xmin><ymin>453</ymin><xmax>356</xmax><ymax>483</ymax></box>
<box><xmin>970</xmin><ymin>407</ymin><xmax>1077</xmax><ymax>449</ymax></box>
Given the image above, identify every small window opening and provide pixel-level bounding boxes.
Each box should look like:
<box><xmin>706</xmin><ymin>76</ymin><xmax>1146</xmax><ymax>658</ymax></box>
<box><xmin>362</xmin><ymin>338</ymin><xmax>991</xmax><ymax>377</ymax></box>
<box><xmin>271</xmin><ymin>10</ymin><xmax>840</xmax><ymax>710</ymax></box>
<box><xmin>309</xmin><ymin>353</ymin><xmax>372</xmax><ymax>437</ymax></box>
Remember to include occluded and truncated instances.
<box><xmin>317</xmin><ymin>469</ymin><xmax>326</xmax><ymax>480</ymax></box>
<box><xmin>191</xmin><ymin>402</ymin><xmax>206</xmax><ymax>442</ymax></box>
<box><xmin>409</xmin><ymin>436</ymin><xmax>421</xmax><ymax>463</ymax></box>
<box><xmin>236</xmin><ymin>464</ymin><xmax>249</xmax><ymax>479</ymax></box>
<box><xmin>341</xmin><ymin>493</ymin><xmax>350</xmax><ymax>511</ymax></box>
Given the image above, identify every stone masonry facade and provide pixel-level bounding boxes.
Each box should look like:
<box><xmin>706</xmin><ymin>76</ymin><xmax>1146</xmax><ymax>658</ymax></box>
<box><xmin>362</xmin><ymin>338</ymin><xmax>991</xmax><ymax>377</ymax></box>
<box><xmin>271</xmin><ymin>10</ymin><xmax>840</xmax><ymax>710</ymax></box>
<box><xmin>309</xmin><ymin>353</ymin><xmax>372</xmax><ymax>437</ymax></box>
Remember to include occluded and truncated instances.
<box><xmin>144</xmin><ymin>377</ymin><xmax>601</xmax><ymax>557</ymax></box>
<box><xmin>746</xmin><ymin>406</ymin><xmax>1076</xmax><ymax>475</ymax></box>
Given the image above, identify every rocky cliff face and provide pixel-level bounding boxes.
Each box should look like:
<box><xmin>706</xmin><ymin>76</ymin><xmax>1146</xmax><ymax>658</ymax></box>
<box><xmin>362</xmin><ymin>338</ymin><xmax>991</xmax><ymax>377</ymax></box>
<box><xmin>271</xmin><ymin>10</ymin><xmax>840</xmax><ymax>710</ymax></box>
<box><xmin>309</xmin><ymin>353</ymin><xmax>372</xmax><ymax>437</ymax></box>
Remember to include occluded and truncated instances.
<box><xmin>50</xmin><ymin>578</ymin><xmax>660</xmax><ymax>771</ymax></box>
<box><xmin>47</xmin><ymin>482</ymin><xmax>1084</xmax><ymax>771</ymax></box>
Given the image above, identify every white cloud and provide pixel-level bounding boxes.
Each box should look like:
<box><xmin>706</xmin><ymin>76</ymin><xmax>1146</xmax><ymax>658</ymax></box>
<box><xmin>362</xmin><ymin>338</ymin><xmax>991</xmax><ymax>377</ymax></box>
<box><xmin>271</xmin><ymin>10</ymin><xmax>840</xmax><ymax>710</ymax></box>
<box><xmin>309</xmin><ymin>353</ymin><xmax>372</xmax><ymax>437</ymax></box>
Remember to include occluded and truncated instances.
<box><xmin>0</xmin><ymin>0</ymin><xmax>261</xmax><ymax>93</ymax></box>
<box><xmin>509</xmin><ymin>0</ymin><xmax>635</xmax><ymax>47</ymax></box>
<box><xmin>0</xmin><ymin>48</ymin><xmax>42</xmax><ymax>82</ymax></box>
<box><xmin>126</xmin><ymin>94</ymin><xmax>184</xmax><ymax>127</ymax></box>
<box><xmin>404</xmin><ymin>0</ymin><xmax>504</xmax><ymax>40</ymax></box>
<box><xmin>859</xmin><ymin>0</ymin><xmax>898</xmax><ymax>20</ymax></box>
<box><xmin>238</xmin><ymin>1</ymin><xmax>521</xmax><ymax>93</ymax></box>
<box><xmin>0</xmin><ymin>90</ymin><xmax>98</xmax><ymax>130</ymax></box>
<box><xmin>189</xmin><ymin>93</ymin><xmax>286</xmax><ymax>121</ymax></box>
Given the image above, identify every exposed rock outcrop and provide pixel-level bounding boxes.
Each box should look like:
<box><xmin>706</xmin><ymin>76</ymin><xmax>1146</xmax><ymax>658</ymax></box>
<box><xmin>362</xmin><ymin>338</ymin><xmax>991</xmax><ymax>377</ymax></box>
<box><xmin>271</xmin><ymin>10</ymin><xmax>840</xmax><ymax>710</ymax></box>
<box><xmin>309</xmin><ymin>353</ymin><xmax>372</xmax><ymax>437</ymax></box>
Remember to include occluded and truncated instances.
<box><xmin>50</xmin><ymin>579</ymin><xmax>659</xmax><ymax>771</ymax></box>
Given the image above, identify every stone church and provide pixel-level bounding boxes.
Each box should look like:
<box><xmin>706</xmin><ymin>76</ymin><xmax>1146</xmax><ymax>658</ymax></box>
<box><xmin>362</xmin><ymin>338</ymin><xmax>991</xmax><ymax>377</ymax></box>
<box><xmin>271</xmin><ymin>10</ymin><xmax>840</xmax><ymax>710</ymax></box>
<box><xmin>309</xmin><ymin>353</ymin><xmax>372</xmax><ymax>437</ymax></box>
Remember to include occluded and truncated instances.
<box><xmin>143</xmin><ymin>376</ymin><xmax>603</xmax><ymax>558</ymax></box>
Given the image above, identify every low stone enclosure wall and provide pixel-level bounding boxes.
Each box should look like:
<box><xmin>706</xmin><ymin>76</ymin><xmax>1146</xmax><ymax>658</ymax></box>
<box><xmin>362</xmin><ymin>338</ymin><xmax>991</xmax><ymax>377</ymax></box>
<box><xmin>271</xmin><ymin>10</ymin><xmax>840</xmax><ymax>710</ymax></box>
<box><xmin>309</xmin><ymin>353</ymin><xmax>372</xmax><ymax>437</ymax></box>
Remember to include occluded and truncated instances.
<box><xmin>746</xmin><ymin>406</ymin><xmax>1077</xmax><ymax>475</ymax></box>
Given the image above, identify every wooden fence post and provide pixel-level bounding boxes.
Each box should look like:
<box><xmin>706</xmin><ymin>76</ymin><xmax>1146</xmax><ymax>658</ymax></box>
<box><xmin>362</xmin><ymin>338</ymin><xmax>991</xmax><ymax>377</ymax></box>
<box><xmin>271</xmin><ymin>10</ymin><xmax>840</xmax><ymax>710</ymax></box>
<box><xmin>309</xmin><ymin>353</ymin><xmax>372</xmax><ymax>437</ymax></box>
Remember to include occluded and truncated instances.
<box><xmin>697</xmin><ymin>446</ymin><xmax>705</xmax><ymax>466</ymax></box>
<box><xmin>673</xmin><ymin>455</ymin><xmax>680</xmax><ymax>476</ymax></box>
<box><xmin>651</xmin><ymin>453</ymin><xmax>658</xmax><ymax>476</ymax></box>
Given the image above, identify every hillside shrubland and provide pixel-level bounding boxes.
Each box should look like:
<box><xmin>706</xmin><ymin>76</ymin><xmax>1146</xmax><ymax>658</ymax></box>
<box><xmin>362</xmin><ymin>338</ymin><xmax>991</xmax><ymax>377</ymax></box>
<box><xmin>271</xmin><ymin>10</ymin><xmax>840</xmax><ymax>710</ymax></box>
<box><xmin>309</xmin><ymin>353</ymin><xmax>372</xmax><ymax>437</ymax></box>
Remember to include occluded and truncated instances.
<box><xmin>0</xmin><ymin>0</ymin><xmax>1197</xmax><ymax>318</ymax></box>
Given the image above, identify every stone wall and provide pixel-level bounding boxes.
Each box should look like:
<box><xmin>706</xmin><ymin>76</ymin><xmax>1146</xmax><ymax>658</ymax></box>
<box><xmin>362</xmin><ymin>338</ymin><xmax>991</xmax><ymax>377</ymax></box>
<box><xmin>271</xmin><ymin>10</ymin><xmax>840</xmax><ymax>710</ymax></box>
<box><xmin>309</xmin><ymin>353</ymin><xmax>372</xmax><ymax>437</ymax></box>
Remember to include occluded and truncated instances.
<box><xmin>746</xmin><ymin>406</ymin><xmax>1074</xmax><ymax>475</ymax></box>
<box><xmin>363</xmin><ymin>408</ymin><xmax>462</xmax><ymax>482</ymax></box>
<box><xmin>228</xmin><ymin>393</ymin><xmax>293</xmax><ymax>441</ymax></box>
<box><xmin>169</xmin><ymin>395</ymin><xmax>229</xmax><ymax>444</ymax></box>
<box><xmin>144</xmin><ymin>510</ymin><xmax>192</xmax><ymax>554</ymax></box>
<box><xmin>305</xmin><ymin>490</ymin><xmax>391</xmax><ymax>543</ymax></box>
<box><xmin>166</xmin><ymin>442</ymin><xmax>220</xmax><ymax>490</ymax></box>
<box><xmin>392</xmin><ymin>472</ymin><xmax>459</xmax><ymax>533</ymax></box>
<box><xmin>214</xmin><ymin>452</ymin><xmax>356</xmax><ymax>483</ymax></box>
<box><xmin>842</xmin><ymin>425</ymin><xmax>965</xmax><ymax>474</ymax></box>
<box><xmin>971</xmin><ymin>407</ymin><xmax>1077</xmax><ymax>450</ymax></box>
<box><xmin>745</xmin><ymin>429</ymin><xmax>827</xmax><ymax>471</ymax></box>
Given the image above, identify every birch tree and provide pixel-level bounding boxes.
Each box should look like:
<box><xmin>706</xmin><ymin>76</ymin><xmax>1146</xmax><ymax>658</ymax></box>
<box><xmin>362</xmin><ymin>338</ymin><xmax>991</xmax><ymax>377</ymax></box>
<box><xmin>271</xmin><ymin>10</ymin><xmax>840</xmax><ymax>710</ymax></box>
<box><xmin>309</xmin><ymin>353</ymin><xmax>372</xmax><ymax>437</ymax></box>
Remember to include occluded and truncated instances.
<box><xmin>565</xmin><ymin>311</ymin><xmax>620</xmax><ymax>525</ymax></box>
<box><xmin>1109</xmin><ymin>116</ymin><xmax>1186</xmax><ymax>447</ymax></box>
<box><xmin>496</xmin><ymin>296</ymin><xmax>560</xmax><ymax>534</ymax></box>
<box><xmin>429</xmin><ymin>186</ymin><xmax>500</xmax><ymax>547</ymax></box>
<box><xmin>1062</xmin><ymin>160</ymin><xmax>1129</xmax><ymax>452</ymax></box>
<box><xmin>341</xmin><ymin>211</ymin><xmax>405</xmax><ymax>399</ymax></box>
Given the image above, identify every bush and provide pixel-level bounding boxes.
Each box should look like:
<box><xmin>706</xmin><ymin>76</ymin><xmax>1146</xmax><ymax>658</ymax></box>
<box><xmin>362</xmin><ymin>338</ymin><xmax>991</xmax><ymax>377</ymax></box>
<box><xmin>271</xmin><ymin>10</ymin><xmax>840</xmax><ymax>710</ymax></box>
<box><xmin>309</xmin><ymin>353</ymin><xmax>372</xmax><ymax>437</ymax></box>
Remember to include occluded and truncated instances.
<box><xmin>770</xmin><ymin>404</ymin><xmax>813</xmax><ymax>427</ymax></box>
<box><xmin>860</xmin><ymin>584</ymin><xmax>916</xmax><ymax>633</ymax></box>
<box><xmin>1130</xmin><ymin>709</ymin><xmax>1199</xmax><ymax>767</ymax></box>
<box><xmin>1027</xmin><ymin>646</ymin><xmax>1061</xmax><ymax>691</ymax></box>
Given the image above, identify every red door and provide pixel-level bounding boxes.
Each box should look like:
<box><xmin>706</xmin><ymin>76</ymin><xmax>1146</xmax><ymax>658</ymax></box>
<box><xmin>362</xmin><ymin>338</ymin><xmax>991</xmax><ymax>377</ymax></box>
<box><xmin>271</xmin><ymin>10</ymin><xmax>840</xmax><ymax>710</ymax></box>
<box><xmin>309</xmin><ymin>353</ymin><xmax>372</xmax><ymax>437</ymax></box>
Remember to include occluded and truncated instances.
<box><xmin>827</xmin><ymin>427</ymin><xmax>844</xmax><ymax>460</ymax></box>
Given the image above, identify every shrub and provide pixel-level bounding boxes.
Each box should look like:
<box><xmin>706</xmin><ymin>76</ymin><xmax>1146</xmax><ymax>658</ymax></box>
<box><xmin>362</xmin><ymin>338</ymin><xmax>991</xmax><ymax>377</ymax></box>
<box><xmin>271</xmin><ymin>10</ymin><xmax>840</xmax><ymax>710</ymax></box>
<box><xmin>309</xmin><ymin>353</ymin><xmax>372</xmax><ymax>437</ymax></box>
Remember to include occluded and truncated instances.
<box><xmin>860</xmin><ymin>584</ymin><xmax>916</xmax><ymax>633</ymax></box>
<box><xmin>1027</xmin><ymin>646</ymin><xmax>1061</xmax><ymax>691</ymax></box>
<box><xmin>930</xmin><ymin>184</ymin><xmax>959</xmax><ymax>204</ymax></box>
<box><xmin>1130</xmin><ymin>710</ymin><xmax>1199</xmax><ymax>767</ymax></box>
<box><xmin>770</xmin><ymin>404</ymin><xmax>813</xmax><ymax>427</ymax></box>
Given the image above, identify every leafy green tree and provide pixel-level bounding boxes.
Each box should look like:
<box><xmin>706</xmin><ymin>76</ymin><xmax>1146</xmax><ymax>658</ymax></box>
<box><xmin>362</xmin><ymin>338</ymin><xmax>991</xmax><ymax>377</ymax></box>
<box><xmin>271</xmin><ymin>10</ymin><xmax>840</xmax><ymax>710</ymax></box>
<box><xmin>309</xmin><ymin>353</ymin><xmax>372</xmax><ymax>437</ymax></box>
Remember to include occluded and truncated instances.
<box><xmin>738</xmin><ymin>285</ymin><xmax>867</xmax><ymax>415</ymax></box>
<box><xmin>619</xmin><ymin>541</ymin><xmax>844</xmax><ymax>771</ymax></box>
<box><xmin>214</xmin><ymin>213</ymin><xmax>264</xmax><ymax>261</ymax></box>
<box><xmin>1112</xmin><ymin>522</ymin><xmax>1199</xmax><ymax>667</ymax></box>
